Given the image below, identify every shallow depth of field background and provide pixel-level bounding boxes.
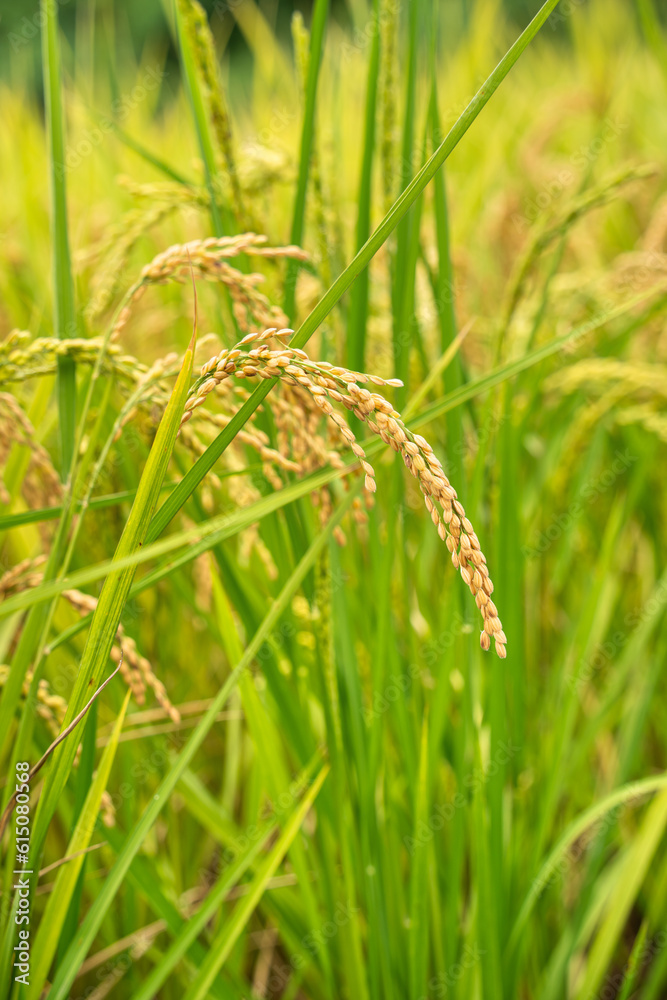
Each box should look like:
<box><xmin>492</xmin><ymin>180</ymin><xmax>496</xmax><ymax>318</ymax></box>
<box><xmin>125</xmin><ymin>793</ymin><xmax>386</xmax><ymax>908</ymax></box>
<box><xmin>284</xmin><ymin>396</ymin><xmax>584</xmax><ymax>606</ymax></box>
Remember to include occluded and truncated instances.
<box><xmin>1</xmin><ymin>1</ymin><xmax>667</xmax><ymax>998</ymax></box>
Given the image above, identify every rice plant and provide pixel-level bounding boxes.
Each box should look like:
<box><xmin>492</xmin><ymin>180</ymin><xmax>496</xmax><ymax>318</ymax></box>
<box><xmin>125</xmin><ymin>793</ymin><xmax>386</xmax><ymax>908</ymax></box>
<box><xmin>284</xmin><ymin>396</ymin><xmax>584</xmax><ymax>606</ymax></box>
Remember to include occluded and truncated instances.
<box><xmin>1</xmin><ymin>0</ymin><xmax>667</xmax><ymax>998</ymax></box>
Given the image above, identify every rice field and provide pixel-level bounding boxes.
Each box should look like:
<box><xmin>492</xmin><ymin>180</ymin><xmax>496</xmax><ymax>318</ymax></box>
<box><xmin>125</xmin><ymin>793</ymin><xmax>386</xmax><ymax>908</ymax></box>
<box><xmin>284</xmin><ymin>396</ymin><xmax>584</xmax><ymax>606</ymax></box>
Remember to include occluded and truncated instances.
<box><xmin>1</xmin><ymin>0</ymin><xmax>667</xmax><ymax>997</ymax></box>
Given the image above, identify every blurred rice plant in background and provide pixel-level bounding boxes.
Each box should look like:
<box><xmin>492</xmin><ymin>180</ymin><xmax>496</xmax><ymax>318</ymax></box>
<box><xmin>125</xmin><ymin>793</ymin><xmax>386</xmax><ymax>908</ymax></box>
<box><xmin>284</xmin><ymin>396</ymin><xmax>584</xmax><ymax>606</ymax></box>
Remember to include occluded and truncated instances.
<box><xmin>1</xmin><ymin>0</ymin><xmax>667</xmax><ymax>998</ymax></box>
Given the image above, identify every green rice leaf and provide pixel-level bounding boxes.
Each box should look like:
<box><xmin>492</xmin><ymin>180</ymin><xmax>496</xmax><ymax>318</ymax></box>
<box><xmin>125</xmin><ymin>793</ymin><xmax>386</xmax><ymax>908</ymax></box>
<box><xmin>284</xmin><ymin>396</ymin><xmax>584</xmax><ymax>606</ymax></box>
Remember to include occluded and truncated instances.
<box><xmin>26</xmin><ymin>690</ymin><xmax>131</xmax><ymax>998</ymax></box>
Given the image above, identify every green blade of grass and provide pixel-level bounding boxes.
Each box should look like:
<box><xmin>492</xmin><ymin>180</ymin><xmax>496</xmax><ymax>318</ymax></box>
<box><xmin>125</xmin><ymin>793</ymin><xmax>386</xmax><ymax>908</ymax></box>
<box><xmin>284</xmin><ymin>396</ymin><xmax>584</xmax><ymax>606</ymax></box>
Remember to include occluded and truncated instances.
<box><xmin>576</xmin><ymin>788</ymin><xmax>667</xmax><ymax>1000</ymax></box>
<box><xmin>43</xmin><ymin>488</ymin><xmax>355</xmax><ymax>1000</ymax></box>
<box><xmin>0</xmin><ymin>896</ymin><xmax>20</xmax><ymax>998</ymax></box>
<box><xmin>408</xmin><ymin>717</ymin><xmax>430</xmax><ymax>1000</ymax></box>
<box><xmin>509</xmin><ymin>774</ymin><xmax>667</xmax><ymax>953</ymax></box>
<box><xmin>30</xmin><ymin>330</ymin><xmax>196</xmax><ymax>864</ymax></box>
<box><xmin>131</xmin><ymin>815</ymin><xmax>278</xmax><ymax>1000</ymax></box>
<box><xmin>182</xmin><ymin>765</ymin><xmax>330</xmax><ymax>1000</ymax></box>
<box><xmin>346</xmin><ymin>0</ymin><xmax>380</xmax><ymax>373</ymax></box>
<box><xmin>641</xmin><ymin>924</ymin><xmax>667</xmax><ymax>1000</ymax></box>
<box><xmin>146</xmin><ymin>0</ymin><xmax>563</xmax><ymax>543</ymax></box>
<box><xmin>41</xmin><ymin>0</ymin><xmax>77</xmax><ymax>480</ymax></box>
<box><xmin>616</xmin><ymin>920</ymin><xmax>649</xmax><ymax>1000</ymax></box>
<box><xmin>428</xmin><ymin>45</ymin><xmax>465</xmax><ymax>491</ymax></box>
<box><xmin>472</xmin><ymin>732</ymin><xmax>503</xmax><ymax>1000</ymax></box>
<box><xmin>637</xmin><ymin>0</ymin><xmax>667</xmax><ymax>67</ymax></box>
<box><xmin>391</xmin><ymin>0</ymin><xmax>420</xmax><ymax>392</ymax></box>
<box><xmin>318</xmin><ymin>549</ymin><xmax>372</xmax><ymax>1000</ymax></box>
<box><xmin>26</xmin><ymin>690</ymin><xmax>131</xmax><ymax>998</ymax></box>
<box><xmin>283</xmin><ymin>0</ymin><xmax>330</xmax><ymax>321</ymax></box>
<box><xmin>56</xmin><ymin>699</ymin><xmax>99</xmax><ymax>963</ymax></box>
<box><xmin>174</xmin><ymin>0</ymin><xmax>225</xmax><ymax>235</ymax></box>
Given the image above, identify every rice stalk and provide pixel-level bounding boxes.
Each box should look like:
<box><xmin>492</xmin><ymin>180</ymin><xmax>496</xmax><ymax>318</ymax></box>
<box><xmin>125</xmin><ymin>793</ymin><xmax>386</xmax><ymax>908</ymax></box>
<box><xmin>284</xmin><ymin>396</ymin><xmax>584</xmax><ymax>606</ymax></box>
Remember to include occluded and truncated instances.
<box><xmin>41</xmin><ymin>0</ymin><xmax>77</xmax><ymax>477</ymax></box>
<box><xmin>379</xmin><ymin>0</ymin><xmax>398</xmax><ymax>215</ymax></box>
<box><xmin>283</xmin><ymin>0</ymin><xmax>329</xmax><ymax>321</ymax></box>
<box><xmin>175</xmin><ymin>0</ymin><xmax>227</xmax><ymax>235</ymax></box>
<box><xmin>175</xmin><ymin>0</ymin><xmax>246</xmax><ymax>227</ymax></box>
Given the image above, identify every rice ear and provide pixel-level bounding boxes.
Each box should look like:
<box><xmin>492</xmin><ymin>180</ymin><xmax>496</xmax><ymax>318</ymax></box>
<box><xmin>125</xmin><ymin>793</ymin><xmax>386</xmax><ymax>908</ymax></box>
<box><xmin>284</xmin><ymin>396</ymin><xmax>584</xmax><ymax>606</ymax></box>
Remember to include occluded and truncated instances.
<box><xmin>190</xmin><ymin>329</ymin><xmax>506</xmax><ymax>656</ymax></box>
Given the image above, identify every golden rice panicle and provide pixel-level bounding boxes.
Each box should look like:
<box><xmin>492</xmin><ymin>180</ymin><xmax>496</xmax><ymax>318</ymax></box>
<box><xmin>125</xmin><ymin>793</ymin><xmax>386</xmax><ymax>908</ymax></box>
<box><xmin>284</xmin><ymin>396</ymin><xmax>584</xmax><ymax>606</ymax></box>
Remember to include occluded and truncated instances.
<box><xmin>0</xmin><ymin>393</ymin><xmax>61</xmax><ymax>517</ymax></box>
<box><xmin>139</xmin><ymin>235</ymin><xmax>307</xmax><ymax>285</ymax></box>
<box><xmin>0</xmin><ymin>665</ymin><xmax>68</xmax><ymax>741</ymax></box>
<box><xmin>100</xmin><ymin>790</ymin><xmax>117</xmax><ymax>828</ymax></box>
<box><xmin>191</xmin><ymin>330</ymin><xmax>506</xmax><ymax>656</ymax></box>
<box><xmin>102</xmin><ymin>234</ymin><xmax>307</xmax><ymax>344</ymax></box>
<box><xmin>0</xmin><ymin>556</ymin><xmax>47</xmax><ymax>598</ymax></box>
<box><xmin>138</xmin><ymin>236</ymin><xmax>308</xmax><ymax>332</ymax></box>
<box><xmin>62</xmin><ymin>589</ymin><xmax>181</xmax><ymax>720</ymax></box>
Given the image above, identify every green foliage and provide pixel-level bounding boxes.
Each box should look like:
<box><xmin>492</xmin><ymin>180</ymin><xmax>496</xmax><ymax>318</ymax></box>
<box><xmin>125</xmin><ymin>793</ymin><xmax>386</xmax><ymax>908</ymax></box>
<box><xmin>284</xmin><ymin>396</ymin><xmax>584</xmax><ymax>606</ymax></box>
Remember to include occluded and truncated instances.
<box><xmin>0</xmin><ymin>1</ymin><xmax>666</xmax><ymax>998</ymax></box>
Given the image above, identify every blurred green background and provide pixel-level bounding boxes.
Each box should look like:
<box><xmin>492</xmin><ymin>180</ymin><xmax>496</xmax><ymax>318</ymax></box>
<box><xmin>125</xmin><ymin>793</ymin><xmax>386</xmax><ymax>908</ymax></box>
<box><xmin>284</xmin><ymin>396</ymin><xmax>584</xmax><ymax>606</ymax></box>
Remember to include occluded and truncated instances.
<box><xmin>5</xmin><ymin>0</ymin><xmax>664</xmax><ymax>97</ymax></box>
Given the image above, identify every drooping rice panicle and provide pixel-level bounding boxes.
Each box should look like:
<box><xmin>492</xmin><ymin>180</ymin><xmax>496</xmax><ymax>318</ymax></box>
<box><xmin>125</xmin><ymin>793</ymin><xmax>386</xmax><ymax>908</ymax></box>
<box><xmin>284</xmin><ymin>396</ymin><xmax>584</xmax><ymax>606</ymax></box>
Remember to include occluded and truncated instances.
<box><xmin>0</xmin><ymin>393</ymin><xmax>62</xmax><ymax>515</ymax></box>
<box><xmin>188</xmin><ymin>328</ymin><xmax>507</xmax><ymax>656</ymax></box>
<box><xmin>62</xmin><ymin>588</ymin><xmax>180</xmax><ymax>722</ymax></box>
<box><xmin>139</xmin><ymin>235</ymin><xmax>309</xmax><ymax>331</ymax></box>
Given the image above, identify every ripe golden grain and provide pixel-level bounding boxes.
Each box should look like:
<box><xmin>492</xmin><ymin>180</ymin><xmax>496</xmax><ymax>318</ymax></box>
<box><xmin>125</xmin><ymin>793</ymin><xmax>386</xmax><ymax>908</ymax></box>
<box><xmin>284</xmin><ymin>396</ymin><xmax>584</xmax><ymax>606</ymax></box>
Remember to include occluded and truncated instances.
<box><xmin>190</xmin><ymin>329</ymin><xmax>506</xmax><ymax>656</ymax></box>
